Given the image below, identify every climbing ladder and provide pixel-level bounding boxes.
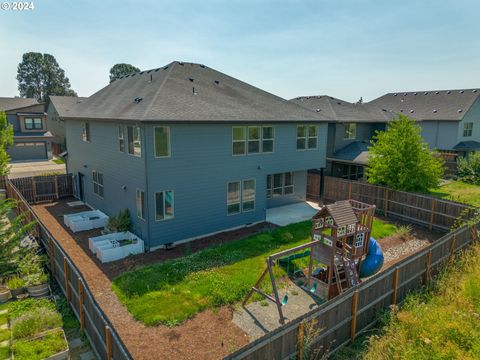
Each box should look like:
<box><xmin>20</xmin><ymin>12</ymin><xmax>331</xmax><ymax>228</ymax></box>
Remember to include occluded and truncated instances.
<box><xmin>333</xmin><ymin>256</ymin><xmax>360</xmax><ymax>294</ymax></box>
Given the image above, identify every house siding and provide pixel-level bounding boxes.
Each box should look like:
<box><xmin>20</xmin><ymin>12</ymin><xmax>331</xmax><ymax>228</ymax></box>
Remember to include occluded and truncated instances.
<box><xmin>46</xmin><ymin>102</ymin><xmax>66</xmax><ymax>144</ymax></box>
<box><xmin>457</xmin><ymin>97</ymin><xmax>480</xmax><ymax>145</ymax></box>
<box><xmin>65</xmin><ymin>119</ymin><xmax>149</xmax><ymax>240</ymax></box>
<box><xmin>143</xmin><ymin>122</ymin><xmax>327</xmax><ymax>248</ymax></box>
<box><xmin>419</xmin><ymin>121</ymin><xmax>460</xmax><ymax>150</ymax></box>
<box><xmin>330</xmin><ymin>122</ymin><xmax>384</xmax><ymax>155</ymax></box>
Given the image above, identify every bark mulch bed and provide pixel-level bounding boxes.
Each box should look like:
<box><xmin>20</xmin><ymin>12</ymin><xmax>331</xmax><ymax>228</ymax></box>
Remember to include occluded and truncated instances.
<box><xmin>33</xmin><ymin>198</ymin><xmax>253</xmax><ymax>360</ymax></box>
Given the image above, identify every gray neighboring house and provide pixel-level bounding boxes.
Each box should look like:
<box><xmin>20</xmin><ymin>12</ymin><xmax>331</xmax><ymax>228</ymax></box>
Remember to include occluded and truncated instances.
<box><xmin>0</xmin><ymin>97</ymin><xmax>53</xmax><ymax>161</ymax></box>
<box><xmin>63</xmin><ymin>61</ymin><xmax>330</xmax><ymax>250</ymax></box>
<box><xmin>291</xmin><ymin>95</ymin><xmax>388</xmax><ymax>180</ymax></box>
<box><xmin>368</xmin><ymin>89</ymin><xmax>480</xmax><ymax>156</ymax></box>
<box><xmin>46</xmin><ymin>96</ymin><xmax>87</xmax><ymax>152</ymax></box>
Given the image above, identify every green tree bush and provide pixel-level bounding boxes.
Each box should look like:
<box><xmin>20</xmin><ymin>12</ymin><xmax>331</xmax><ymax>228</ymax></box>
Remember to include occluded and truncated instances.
<box><xmin>109</xmin><ymin>63</ymin><xmax>140</xmax><ymax>82</ymax></box>
<box><xmin>0</xmin><ymin>110</ymin><xmax>13</xmax><ymax>176</ymax></box>
<box><xmin>457</xmin><ymin>151</ymin><xmax>480</xmax><ymax>184</ymax></box>
<box><xmin>367</xmin><ymin>114</ymin><xmax>444</xmax><ymax>192</ymax></box>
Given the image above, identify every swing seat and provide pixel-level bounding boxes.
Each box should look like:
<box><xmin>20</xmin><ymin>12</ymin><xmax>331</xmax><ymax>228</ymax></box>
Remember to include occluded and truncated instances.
<box><xmin>310</xmin><ymin>282</ymin><xmax>317</xmax><ymax>293</ymax></box>
<box><xmin>281</xmin><ymin>294</ymin><xmax>289</xmax><ymax>306</ymax></box>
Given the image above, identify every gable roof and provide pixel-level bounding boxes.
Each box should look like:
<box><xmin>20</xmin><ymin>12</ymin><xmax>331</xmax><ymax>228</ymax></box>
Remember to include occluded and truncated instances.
<box><xmin>0</xmin><ymin>97</ymin><xmax>39</xmax><ymax>112</ymax></box>
<box><xmin>65</xmin><ymin>61</ymin><xmax>330</xmax><ymax>122</ymax></box>
<box><xmin>290</xmin><ymin>95</ymin><xmax>389</xmax><ymax>123</ymax></box>
<box><xmin>326</xmin><ymin>200</ymin><xmax>358</xmax><ymax>227</ymax></box>
<box><xmin>368</xmin><ymin>89</ymin><xmax>480</xmax><ymax>121</ymax></box>
<box><xmin>48</xmin><ymin>96</ymin><xmax>87</xmax><ymax>118</ymax></box>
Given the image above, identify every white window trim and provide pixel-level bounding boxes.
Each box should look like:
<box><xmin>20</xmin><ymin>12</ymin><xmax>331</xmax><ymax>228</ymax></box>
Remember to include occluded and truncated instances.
<box><xmin>344</xmin><ymin>123</ymin><xmax>357</xmax><ymax>140</ymax></box>
<box><xmin>154</xmin><ymin>190</ymin><xmax>175</xmax><ymax>221</ymax></box>
<box><xmin>232</xmin><ymin>126</ymin><xmax>246</xmax><ymax>156</ymax></box>
<box><xmin>136</xmin><ymin>189</ymin><xmax>146</xmax><ymax>220</ymax></box>
<box><xmin>127</xmin><ymin>125</ymin><xmax>142</xmax><ymax>157</ymax></box>
<box><xmin>92</xmin><ymin>170</ymin><xmax>104</xmax><ymax>199</ymax></box>
<box><xmin>241</xmin><ymin>179</ymin><xmax>256</xmax><ymax>213</ymax></box>
<box><xmin>154</xmin><ymin>126</ymin><xmax>171</xmax><ymax>158</ymax></box>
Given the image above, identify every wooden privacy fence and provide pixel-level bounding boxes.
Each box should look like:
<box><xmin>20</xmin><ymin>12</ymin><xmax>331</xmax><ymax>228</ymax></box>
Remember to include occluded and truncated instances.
<box><xmin>308</xmin><ymin>174</ymin><xmax>474</xmax><ymax>231</ymax></box>
<box><xmin>6</xmin><ymin>180</ymin><xmax>131</xmax><ymax>360</ymax></box>
<box><xmin>8</xmin><ymin>174</ymin><xmax>74</xmax><ymax>204</ymax></box>
<box><xmin>226</xmin><ymin>222</ymin><xmax>479</xmax><ymax>360</ymax></box>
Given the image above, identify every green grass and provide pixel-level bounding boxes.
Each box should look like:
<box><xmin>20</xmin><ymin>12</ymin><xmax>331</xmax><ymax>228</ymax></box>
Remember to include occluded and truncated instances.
<box><xmin>12</xmin><ymin>330</ymin><xmax>67</xmax><ymax>360</ymax></box>
<box><xmin>113</xmin><ymin>218</ymin><xmax>398</xmax><ymax>326</ymax></box>
<box><xmin>430</xmin><ymin>180</ymin><xmax>480</xmax><ymax>207</ymax></box>
<box><xmin>52</xmin><ymin>158</ymin><xmax>65</xmax><ymax>164</ymax></box>
<box><xmin>0</xmin><ymin>346</ymin><xmax>10</xmax><ymax>359</ymax></box>
<box><xmin>11</xmin><ymin>308</ymin><xmax>62</xmax><ymax>339</ymax></box>
<box><xmin>336</xmin><ymin>242</ymin><xmax>480</xmax><ymax>359</ymax></box>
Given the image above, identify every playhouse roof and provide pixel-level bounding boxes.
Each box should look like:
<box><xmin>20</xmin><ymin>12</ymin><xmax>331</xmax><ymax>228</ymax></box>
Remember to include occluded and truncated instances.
<box><xmin>325</xmin><ymin>201</ymin><xmax>358</xmax><ymax>227</ymax></box>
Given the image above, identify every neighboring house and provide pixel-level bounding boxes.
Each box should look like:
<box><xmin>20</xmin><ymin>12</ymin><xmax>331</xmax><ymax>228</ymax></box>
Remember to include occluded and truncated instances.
<box><xmin>46</xmin><ymin>96</ymin><xmax>87</xmax><ymax>153</ymax></box>
<box><xmin>0</xmin><ymin>97</ymin><xmax>53</xmax><ymax>161</ymax></box>
<box><xmin>368</xmin><ymin>89</ymin><xmax>480</xmax><ymax>156</ymax></box>
<box><xmin>291</xmin><ymin>96</ymin><xmax>388</xmax><ymax>180</ymax></box>
<box><xmin>63</xmin><ymin>61</ymin><xmax>330</xmax><ymax>250</ymax></box>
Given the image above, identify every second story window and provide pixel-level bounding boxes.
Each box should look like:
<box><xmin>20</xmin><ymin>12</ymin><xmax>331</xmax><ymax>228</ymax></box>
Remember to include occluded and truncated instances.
<box><xmin>344</xmin><ymin>123</ymin><xmax>357</xmax><ymax>140</ymax></box>
<box><xmin>118</xmin><ymin>126</ymin><xmax>125</xmax><ymax>152</ymax></box>
<box><xmin>232</xmin><ymin>127</ymin><xmax>246</xmax><ymax>155</ymax></box>
<box><xmin>82</xmin><ymin>122</ymin><xmax>90</xmax><ymax>142</ymax></box>
<box><xmin>233</xmin><ymin>126</ymin><xmax>275</xmax><ymax>155</ymax></box>
<box><xmin>92</xmin><ymin>170</ymin><xmax>104</xmax><ymax>198</ymax></box>
<box><xmin>24</xmin><ymin>117</ymin><xmax>42</xmax><ymax>130</ymax></box>
<box><xmin>248</xmin><ymin>126</ymin><xmax>260</xmax><ymax>154</ymax></box>
<box><xmin>297</xmin><ymin>125</ymin><xmax>318</xmax><ymax>150</ymax></box>
<box><xmin>154</xmin><ymin>126</ymin><xmax>170</xmax><ymax>157</ymax></box>
<box><xmin>262</xmin><ymin>126</ymin><xmax>274</xmax><ymax>153</ymax></box>
<box><xmin>127</xmin><ymin>126</ymin><xmax>141</xmax><ymax>157</ymax></box>
<box><xmin>463</xmin><ymin>122</ymin><xmax>473</xmax><ymax>137</ymax></box>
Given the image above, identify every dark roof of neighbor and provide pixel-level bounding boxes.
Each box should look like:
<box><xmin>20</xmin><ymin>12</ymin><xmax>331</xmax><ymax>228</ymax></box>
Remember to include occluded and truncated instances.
<box><xmin>0</xmin><ymin>97</ymin><xmax>39</xmax><ymax>111</ymax></box>
<box><xmin>49</xmin><ymin>96</ymin><xmax>87</xmax><ymax>118</ymax></box>
<box><xmin>368</xmin><ymin>89</ymin><xmax>480</xmax><ymax>121</ymax></box>
<box><xmin>326</xmin><ymin>200</ymin><xmax>359</xmax><ymax>227</ymax></box>
<box><xmin>290</xmin><ymin>96</ymin><xmax>389</xmax><ymax>122</ymax></box>
<box><xmin>329</xmin><ymin>141</ymin><xmax>370</xmax><ymax>165</ymax></box>
<box><xmin>453</xmin><ymin>141</ymin><xmax>480</xmax><ymax>151</ymax></box>
<box><xmin>65</xmin><ymin>61</ymin><xmax>330</xmax><ymax>122</ymax></box>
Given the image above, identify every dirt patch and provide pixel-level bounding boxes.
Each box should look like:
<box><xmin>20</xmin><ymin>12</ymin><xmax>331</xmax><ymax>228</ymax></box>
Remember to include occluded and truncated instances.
<box><xmin>33</xmin><ymin>198</ymin><xmax>249</xmax><ymax>360</ymax></box>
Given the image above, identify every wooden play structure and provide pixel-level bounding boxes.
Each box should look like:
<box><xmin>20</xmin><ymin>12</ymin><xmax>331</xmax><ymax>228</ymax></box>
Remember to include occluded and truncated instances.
<box><xmin>243</xmin><ymin>199</ymin><xmax>376</xmax><ymax>324</ymax></box>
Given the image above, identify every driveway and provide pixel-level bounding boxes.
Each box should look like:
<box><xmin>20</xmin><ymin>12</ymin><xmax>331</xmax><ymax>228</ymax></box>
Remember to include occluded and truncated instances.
<box><xmin>8</xmin><ymin>159</ymin><xmax>66</xmax><ymax>178</ymax></box>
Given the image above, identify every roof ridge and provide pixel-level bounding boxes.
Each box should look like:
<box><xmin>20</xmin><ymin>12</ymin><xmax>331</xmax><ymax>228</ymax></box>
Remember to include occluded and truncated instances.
<box><xmin>141</xmin><ymin>61</ymin><xmax>177</xmax><ymax>119</ymax></box>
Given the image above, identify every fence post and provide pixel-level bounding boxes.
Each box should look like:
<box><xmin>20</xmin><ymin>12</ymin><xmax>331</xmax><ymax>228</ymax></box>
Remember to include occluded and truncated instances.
<box><xmin>54</xmin><ymin>176</ymin><xmax>59</xmax><ymax>200</ymax></box>
<box><xmin>424</xmin><ymin>251</ymin><xmax>431</xmax><ymax>284</ymax></box>
<box><xmin>63</xmin><ymin>257</ymin><xmax>70</xmax><ymax>302</ymax></box>
<box><xmin>449</xmin><ymin>234</ymin><xmax>456</xmax><ymax>260</ymax></box>
<box><xmin>472</xmin><ymin>224</ymin><xmax>477</xmax><ymax>243</ymax></box>
<box><xmin>348</xmin><ymin>181</ymin><xmax>353</xmax><ymax>199</ymax></box>
<box><xmin>297</xmin><ymin>321</ymin><xmax>304</xmax><ymax>360</ymax></box>
<box><xmin>105</xmin><ymin>325</ymin><xmax>112</xmax><ymax>360</ymax></box>
<box><xmin>384</xmin><ymin>188</ymin><xmax>389</xmax><ymax>217</ymax></box>
<box><xmin>78</xmin><ymin>277</ymin><xmax>85</xmax><ymax>331</ymax></box>
<box><xmin>351</xmin><ymin>290</ymin><xmax>359</xmax><ymax>341</ymax></box>
<box><xmin>429</xmin><ymin>199</ymin><xmax>436</xmax><ymax>231</ymax></box>
<box><xmin>391</xmin><ymin>267</ymin><xmax>399</xmax><ymax>305</ymax></box>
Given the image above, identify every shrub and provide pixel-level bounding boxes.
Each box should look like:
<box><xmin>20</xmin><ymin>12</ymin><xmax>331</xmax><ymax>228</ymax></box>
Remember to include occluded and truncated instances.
<box><xmin>6</xmin><ymin>276</ymin><xmax>25</xmax><ymax>289</ymax></box>
<box><xmin>11</xmin><ymin>308</ymin><xmax>62</xmax><ymax>339</ymax></box>
<box><xmin>396</xmin><ymin>225</ymin><xmax>413</xmax><ymax>238</ymax></box>
<box><xmin>457</xmin><ymin>152</ymin><xmax>480</xmax><ymax>185</ymax></box>
<box><xmin>9</xmin><ymin>298</ymin><xmax>55</xmax><ymax>319</ymax></box>
<box><xmin>12</xmin><ymin>330</ymin><xmax>67</xmax><ymax>360</ymax></box>
<box><xmin>105</xmin><ymin>209</ymin><xmax>131</xmax><ymax>233</ymax></box>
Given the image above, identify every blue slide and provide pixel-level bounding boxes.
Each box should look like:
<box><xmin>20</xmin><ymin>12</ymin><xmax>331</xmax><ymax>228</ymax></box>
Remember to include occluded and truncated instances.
<box><xmin>359</xmin><ymin>237</ymin><xmax>384</xmax><ymax>278</ymax></box>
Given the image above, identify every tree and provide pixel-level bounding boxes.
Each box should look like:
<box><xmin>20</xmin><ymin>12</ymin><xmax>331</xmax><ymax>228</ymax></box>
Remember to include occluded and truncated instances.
<box><xmin>16</xmin><ymin>52</ymin><xmax>77</xmax><ymax>102</ymax></box>
<box><xmin>109</xmin><ymin>63</ymin><xmax>140</xmax><ymax>82</ymax></box>
<box><xmin>0</xmin><ymin>110</ymin><xmax>13</xmax><ymax>176</ymax></box>
<box><xmin>367</xmin><ymin>114</ymin><xmax>444</xmax><ymax>192</ymax></box>
<box><xmin>457</xmin><ymin>151</ymin><xmax>480</xmax><ymax>184</ymax></box>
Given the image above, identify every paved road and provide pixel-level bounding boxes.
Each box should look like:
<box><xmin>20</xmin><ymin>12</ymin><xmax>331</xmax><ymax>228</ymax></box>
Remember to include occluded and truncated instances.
<box><xmin>8</xmin><ymin>160</ymin><xmax>66</xmax><ymax>178</ymax></box>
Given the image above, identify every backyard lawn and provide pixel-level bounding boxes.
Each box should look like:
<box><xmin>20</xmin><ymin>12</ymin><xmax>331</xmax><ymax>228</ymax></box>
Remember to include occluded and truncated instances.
<box><xmin>113</xmin><ymin>218</ymin><xmax>398</xmax><ymax>326</ymax></box>
<box><xmin>430</xmin><ymin>180</ymin><xmax>480</xmax><ymax>207</ymax></box>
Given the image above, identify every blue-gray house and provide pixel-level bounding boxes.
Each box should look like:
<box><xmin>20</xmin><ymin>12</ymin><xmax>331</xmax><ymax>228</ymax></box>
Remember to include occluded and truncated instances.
<box><xmin>0</xmin><ymin>97</ymin><xmax>53</xmax><ymax>161</ymax></box>
<box><xmin>63</xmin><ymin>62</ymin><xmax>329</xmax><ymax>250</ymax></box>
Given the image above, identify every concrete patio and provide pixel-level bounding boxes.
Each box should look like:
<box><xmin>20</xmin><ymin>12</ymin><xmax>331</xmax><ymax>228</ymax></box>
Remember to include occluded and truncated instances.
<box><xmin>266</xmin><ymin>201</ymin><xmax>321</xmax><ymax>226</ymax></box>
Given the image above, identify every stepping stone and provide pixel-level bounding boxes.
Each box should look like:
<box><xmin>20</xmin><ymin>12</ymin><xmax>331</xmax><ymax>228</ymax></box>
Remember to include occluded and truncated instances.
<box><xmin>79</xmin><ymin>350</ymin><xmax>95</xmax><ymax>360</ymax></box>
<box><xmin>0</xmin><ymin>310</ymin><xmax>7</xmax><ymax>315</ymax></box>
<box><xmin>0</xmin><ymin>340</ymin><xmax>9</xmax><ymax>347</ymax></box>
<box><xmin>68</xmin><ymin>337</ymin><xmax>83</xmax><ymax>349</ymax></box>
<box><xmin>0</xmin><ymin>325</ymin><xmax>7</xmax><ymax>331</ymax></box>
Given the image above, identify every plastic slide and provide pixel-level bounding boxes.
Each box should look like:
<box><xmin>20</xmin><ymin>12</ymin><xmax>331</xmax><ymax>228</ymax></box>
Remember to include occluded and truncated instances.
<box><xmin>359</xmin><ymin>237</ymin><xmax>384</xmax><ymax>278</ymax></box>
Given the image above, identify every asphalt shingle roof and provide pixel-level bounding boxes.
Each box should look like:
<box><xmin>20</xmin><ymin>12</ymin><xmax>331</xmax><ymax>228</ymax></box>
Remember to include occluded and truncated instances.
<box><xmin>66</xmin><ymin>62</ymin><xmax>330</xmax><ymax>122</ymax></box>
<box><xmin>453</xmin><ymin>141</ymin><xmax>480</xmax><ymax>151</ymax></box>
<box><xmin>49</xmin><ymin>96</ymin><xmax>87</xmax><ymax>118</ymax></box>
<box><xmin>368</xmin><ymin>89</ymin><xmax>480</xmax><ymax>121</ymax></box>
<box><xmin>0</xmin><ymin>97</ymin><xmax>39</xmax><ymax>111</ymax></box>
<box><xmin>290</xmin><ymin>95</ymin><xmax>389</xmax><ymax>122</ymax></box>
<box><xmin>329</xmin><ymin>141</ymin><xmax>370</xmax><ymax>165</ymax></box>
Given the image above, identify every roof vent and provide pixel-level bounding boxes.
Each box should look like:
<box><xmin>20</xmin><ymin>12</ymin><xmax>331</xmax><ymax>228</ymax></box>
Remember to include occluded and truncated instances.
<box><xmin>458</xmin><ymin>109</ymin><xmax>463</xmax><ymax>113</ymax></box>
<box><xmin>163</xmin><ymin>66</ymin><xmax>169</xmax><ymax>70</ymax></box>
<box><xmin>214</xmin><ymin>80</ymin><xmax>220</xmax><ymax>85</ymax></box>
<box><xmin>414</xmin><ymin>92</ymin><xmax>417</xmax><ymax>95</ymax></box>
<box><xmin>140</xmin><ymin>71</ymin><xmax>145</xmax><ymax>75</ymax></box>
<box><xmin>424</xmin><ymin>92</ymin><xmax>428</xmax><ymax>95</ymax></box>
<box><xmin>473</xmin><ymin>89</ymin><xmax>478</xmax><ymax>93</ymax></box>
<box><xmin>178</xmin><ymin>62</ymin><xmax>184</xmax><ymax>66</ymax></box>
<box><xmin>410</xmin><ymin>110</ymin><xmax>414</xmax><ymax>113</ymax></box>
<box><xmin>447</xmin><ymin>90</ymin><xmax>451</xmax><ymax>94</ymax></box>
<box><xmin>337</xmin><ymin>102</ymin><xmax>341</xmax><ymax>105</ymax></box>
<box><xmin>460</xmin><ymin>90</ymin><xmax>464</xmax><ymax>93</ymax></box>
<box><xmin>382</xmin><ymin>109</ymin><xmax>387</xmax><ymax>112</ymax></box>
<box><xmin>147</xmin><ymin>70</ymin><xmax>152</xmax><ymax>74</ymax></box>
<box><xmin>433</xmin><ymin>109</ymin><xmax>437</xmax><ymax>113</ymax></box>
<box><xmin>400</xmin><ymin>109</ymin><xmax>404</xmax><ymax>112</ymax></box>
<box><xmin>404</xmin><ymin>93</ymin><xmax>407</xmax><ymax>96</ymax></box>
<box><xmin>134</xmin><ymin>97</ymin><xmax>143</xmax><ymax>103</ymax></box>
<box><xmin>394</xmin><ymin>93</ymin><xmax>397</xmax><ymax>96</ymax></box>
<box><xmin>435</xmin><ymin>91</ymin><xmax>439</xmax><ymax>94</ymax></box>
<box><xmin>155</xmin><ymin>68</ymin><xmax>160</xmax><ymax>72</ymax></box>
<box><xmin>315</xmin><ymin>108</ymin><xmax>321</xmax><ymax>112</ymax></box>
<box><xmin>189</xmin><ymin>77</ymin><xmax>194</xmax><ymax>82</ymax></box>
<box><xmin>192</xmin><ymin>87</ymin><xmax>197</xmax><ymax>95</ymax></box>
<box><xmin>199</xmin><ymin>64</ymin><xmax>206</xmax><ymax>68</ymax></box>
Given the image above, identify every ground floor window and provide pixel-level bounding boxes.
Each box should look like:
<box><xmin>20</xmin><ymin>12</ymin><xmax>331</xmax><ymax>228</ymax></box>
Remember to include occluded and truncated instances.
<box><xmin>155</xmin><ymin>190</ymin><xmax>174</xmax><ymax>221</ymax></box>
<box><xmin>92</xmin><ymin>171</ymin><xmax>104</xmax><ymax>198</ymax></box>
<box><xmin>227</xmin><ymin>179</ymin><xmax>256</xmax><ymax>215</ymax></box>
<box><xmin>136</xmin><ymin>189</ymin><xmax>146</xmax><ymax>220</ymax></box>
<box><xmin>332</xmin><ymin>163</ymin><xmax>364</xmax><ymax>180</ymax></box>
<box><xmin>267</xmin><ymin>172</ymin><xmax>294</xmax><ymax>198</ymax></box>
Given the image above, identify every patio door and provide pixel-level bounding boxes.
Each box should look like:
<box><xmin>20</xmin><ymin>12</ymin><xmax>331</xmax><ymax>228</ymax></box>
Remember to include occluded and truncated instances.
<box><xmin>78</xmin><ymin>172</ymin><xmax>85</xmax><ymax>201</ymax></box>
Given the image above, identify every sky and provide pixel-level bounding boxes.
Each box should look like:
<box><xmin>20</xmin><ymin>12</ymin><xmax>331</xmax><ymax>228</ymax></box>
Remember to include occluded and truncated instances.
<box><xmin>0</xmin><ymin>0</ymin><xmax>479</xmax><ymax>102</ymax></box>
